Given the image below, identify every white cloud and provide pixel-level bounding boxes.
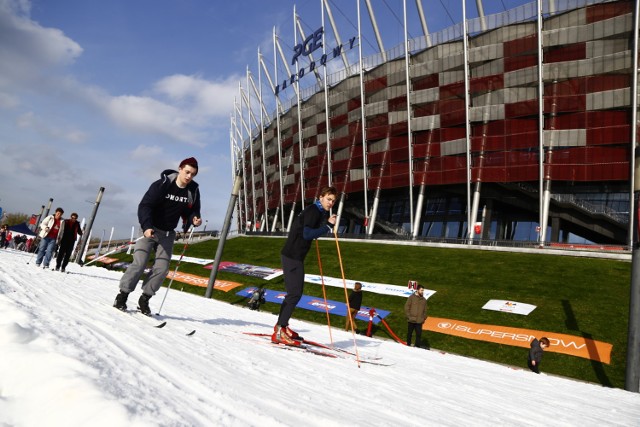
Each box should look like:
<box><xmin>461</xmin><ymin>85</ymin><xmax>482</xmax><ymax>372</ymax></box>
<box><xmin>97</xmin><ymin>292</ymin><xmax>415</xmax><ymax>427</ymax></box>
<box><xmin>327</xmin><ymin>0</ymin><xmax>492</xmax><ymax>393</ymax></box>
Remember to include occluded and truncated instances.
<box><xmin>0</xmin><ymin>91</ymin><xmax>19</xmax><ymax>108</ymax></box>
<box><xmin>0</xmin><ymin>0</ymin><xmax>82</xmax><ymax>87</ymax></box>
<box><xmin>15</xmin><ymin>111</ymin><xmax>88</xmax><ymax>144</ymax></box>
<box><xmin>131</xmin><ymin>144</ymin><xmax>164</xmax><ymax>160</ymax></box>
<box><xmin>154</xmin><ymin>74</ymin><xmax>239</xmax><ymax>118</ymax></box>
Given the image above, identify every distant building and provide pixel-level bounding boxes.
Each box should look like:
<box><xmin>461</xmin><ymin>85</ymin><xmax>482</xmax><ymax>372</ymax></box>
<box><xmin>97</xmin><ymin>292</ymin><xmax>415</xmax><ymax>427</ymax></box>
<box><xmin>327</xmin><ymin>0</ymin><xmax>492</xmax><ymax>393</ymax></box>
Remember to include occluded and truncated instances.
<box><xmin>232</xmin><ymin>0</ymin><xmax>635</xmax><ymax>247</ymax></box>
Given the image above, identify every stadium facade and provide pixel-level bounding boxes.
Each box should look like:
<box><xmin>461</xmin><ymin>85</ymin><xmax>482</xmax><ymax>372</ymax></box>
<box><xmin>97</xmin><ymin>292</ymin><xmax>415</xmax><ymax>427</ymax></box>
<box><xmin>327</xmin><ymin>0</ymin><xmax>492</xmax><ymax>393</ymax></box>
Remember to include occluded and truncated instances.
<box><xmin>231</xmin><ymin>0</ymin><xmax>638</xmax><ymax>247</ymax></box>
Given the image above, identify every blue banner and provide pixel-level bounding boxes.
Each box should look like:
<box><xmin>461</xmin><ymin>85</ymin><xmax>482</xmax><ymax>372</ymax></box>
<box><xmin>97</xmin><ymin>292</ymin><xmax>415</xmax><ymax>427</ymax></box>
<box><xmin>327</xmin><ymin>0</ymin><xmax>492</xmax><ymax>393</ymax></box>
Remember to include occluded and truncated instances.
<box><xmin>236</xmin><ymin>287</ymin><xmax>391</xmax><ymax>324</ymax></box>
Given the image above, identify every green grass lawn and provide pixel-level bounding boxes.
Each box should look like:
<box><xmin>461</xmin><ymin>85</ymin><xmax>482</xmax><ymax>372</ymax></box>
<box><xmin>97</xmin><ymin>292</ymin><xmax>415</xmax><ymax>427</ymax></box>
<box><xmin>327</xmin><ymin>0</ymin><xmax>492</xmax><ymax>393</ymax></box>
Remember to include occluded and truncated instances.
<box><xmin>106</xmin><ymin>235</ymin><xmax>631</xmax><ymax>388</ymax></box>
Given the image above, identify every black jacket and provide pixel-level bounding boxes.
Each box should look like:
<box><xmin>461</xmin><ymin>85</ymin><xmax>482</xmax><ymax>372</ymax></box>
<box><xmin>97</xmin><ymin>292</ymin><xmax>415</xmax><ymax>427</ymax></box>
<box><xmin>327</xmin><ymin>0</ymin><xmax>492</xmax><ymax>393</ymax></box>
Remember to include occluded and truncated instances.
<box><xmin>281</xmin><ymin>201</ymin><xmax>330</xmax><ymax>261</ymax></box>
<box><xmin>138</xmin><ymin>169</ymin><xmax>201</xmax><ymax>233</ymax></box>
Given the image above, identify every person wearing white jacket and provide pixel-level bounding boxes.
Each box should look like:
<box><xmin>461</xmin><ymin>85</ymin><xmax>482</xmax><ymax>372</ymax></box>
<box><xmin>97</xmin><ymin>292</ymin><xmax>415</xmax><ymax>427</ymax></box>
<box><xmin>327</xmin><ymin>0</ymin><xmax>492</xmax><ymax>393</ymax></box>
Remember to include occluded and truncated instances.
<box><xmin>35</xmin><ymin>207</ymin><xmax>64</xmax><ymax>269</ymax></box>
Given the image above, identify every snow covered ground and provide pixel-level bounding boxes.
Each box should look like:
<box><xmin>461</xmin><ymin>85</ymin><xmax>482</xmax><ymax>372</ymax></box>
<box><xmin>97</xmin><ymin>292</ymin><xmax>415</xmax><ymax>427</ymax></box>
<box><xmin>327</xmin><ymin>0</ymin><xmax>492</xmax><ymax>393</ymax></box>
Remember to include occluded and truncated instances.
<box><xmin>1</xmin><ymin>249</ymin><xmax>639</xmax><ymax>427</ymax></box>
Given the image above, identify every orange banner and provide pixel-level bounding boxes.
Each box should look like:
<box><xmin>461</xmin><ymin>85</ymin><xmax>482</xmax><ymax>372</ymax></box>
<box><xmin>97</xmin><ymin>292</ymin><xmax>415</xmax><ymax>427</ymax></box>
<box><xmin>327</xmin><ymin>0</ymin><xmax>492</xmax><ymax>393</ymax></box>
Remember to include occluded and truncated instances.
<box><xmin>165</xmin><ymin>271</ymin><xmax>243</xmax><ymax>292</ymax></box>
<box><xmin>86</xmin><ymin>256</ymin><xmax>118</xmax><ymax>264</ymax></box>
<box><xmin>424</xmin><ymin>317</ymin><xmax>612</xmax><ymax>364</ymax></box>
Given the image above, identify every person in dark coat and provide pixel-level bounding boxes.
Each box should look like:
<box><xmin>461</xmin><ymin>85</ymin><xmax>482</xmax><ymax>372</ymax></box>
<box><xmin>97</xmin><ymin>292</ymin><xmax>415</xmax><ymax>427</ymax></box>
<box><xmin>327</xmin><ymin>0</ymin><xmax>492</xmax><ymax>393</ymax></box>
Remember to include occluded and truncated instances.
<box><xmin>346</xmin><ymin>282</ymin><xmax>363</xmax><ymax>331</ymax></box>
<box><xmin>404</xmin><ymin>284</ymin><xmax>428</xmax><ymax>348</ymax></box>
<box><xmin>0</xmin><ymin>225</ymin><xmax>7</xmax><ymax>249</ymax></box>
<box><xmin>113</xmin><ymin>157</ymin><xmax>202</xmax><ymax>315</ymax></box>
<box><xmin>55</xmin><ymin>212</ymin><xmax>83</xmax><ymax>272</ymax></box>
<box><xmin>528</xmin><ymin>337</ymin><xmax>550</xmax><ymax>374</ymax></box>
<box><xmin>272</xmin><ymin>186</ymin><xmax>337</xmax><ymax>345</ymax></box>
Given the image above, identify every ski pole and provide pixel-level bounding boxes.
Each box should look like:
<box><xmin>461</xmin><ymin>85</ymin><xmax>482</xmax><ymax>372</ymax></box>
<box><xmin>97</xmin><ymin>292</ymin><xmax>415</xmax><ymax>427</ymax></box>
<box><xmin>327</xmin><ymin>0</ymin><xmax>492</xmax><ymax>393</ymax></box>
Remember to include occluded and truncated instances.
<box><xmin>315</xmin><ymin>240</ymin><xmax>334</xmax><ymax>346</ymax></box>
<box><xmin>26</xmin><ymin>237</ymin><xmax>41</xmax><ymax>264</ymax></box>
<box><xmin>83</xmin><ymin>236</ymin><xmax>144</xmax><ymax>267</ymax></box>
<box><xmin>333</xmin><ymin>227</ymin><xmax>361</xmax><ymax>368</ymax></box>
<box><xmin>156</xmin><ymin>227</ymin><xmax>195</xmax><ymax>315</ymax></box>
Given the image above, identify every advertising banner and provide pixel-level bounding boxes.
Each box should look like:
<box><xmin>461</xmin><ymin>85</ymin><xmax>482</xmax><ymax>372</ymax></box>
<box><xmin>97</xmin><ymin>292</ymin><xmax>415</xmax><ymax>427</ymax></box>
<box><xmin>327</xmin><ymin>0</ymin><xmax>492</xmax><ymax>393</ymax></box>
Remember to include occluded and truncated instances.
<box><xmin>424</xmin><ymin>317</ymin><xmax>612</xmax><ymax>364</ymax></box>
<box><xmin>482</xmin><ymin>299</ymin><xmax>536</xmax><ymax>315</ymax></box>
<box><xmin>85</xmin><ymin>255</ymin><xmax>118</xmax><ymax>264</ymax></box>
<box><xmin>204</xmin><ymin>261</ymin><xmax>283</xmax><ymax>280</ymax></box>
<box><xmin>236</xmin><ymin>287</ymin><xmax>391</xmax><ymax>323</ymax></box>
<box><xmin>166</xmin><ymin>271</ymin><xmax>243</xmax><ymax>292</ymax></box>
<box><xmin>305</xmin><ymin>274</ymin><xmax>436</xmax><ymax>299</ymax></box>
<box><xmin>171</xmin><ymin>255</ymin><xmax>214</xmax><ymax>265</ymax></box>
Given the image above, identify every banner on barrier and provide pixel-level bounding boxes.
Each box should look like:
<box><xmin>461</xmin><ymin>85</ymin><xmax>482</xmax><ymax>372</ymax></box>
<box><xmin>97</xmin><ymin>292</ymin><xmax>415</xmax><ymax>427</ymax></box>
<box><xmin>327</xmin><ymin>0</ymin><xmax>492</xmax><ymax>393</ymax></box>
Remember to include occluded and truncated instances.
<box><xmin>171</xmin><ymin>255</ymin><xmax>213</xmax><ymax>265</ymax></box>
<box><xmin>236</xmin><ymin>287</ymin><xmax>391</xmax><ymax>323</ymax></box>
<box><xmin>166</xmin><ymin>271</ymin><xmax>243</xmax><ymax>292</ymax></box>
<box><xmin>424</xmin><ymin>317</ymin><xmax>612</xmax><ymax>364</ymax></box>
<box><xmin>204</xmin><ymin>261</ymin><xmax>283</xmax><ymax>280</ymax></box>
<box><xmin>86</xmin><ymin>255</ymin><xmax>118</xmax><ymax>264</ymax></box>
<box><xmin>304</xmin><ymin>275</ymin><xmax>436</xmax><ymax>299</ymax></box>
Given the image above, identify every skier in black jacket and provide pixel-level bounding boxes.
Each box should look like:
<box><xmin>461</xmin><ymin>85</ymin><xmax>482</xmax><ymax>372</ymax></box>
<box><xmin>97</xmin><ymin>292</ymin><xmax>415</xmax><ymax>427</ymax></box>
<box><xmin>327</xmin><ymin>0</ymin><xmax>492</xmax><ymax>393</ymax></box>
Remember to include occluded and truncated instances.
<box><xmin>113</xmin><ymin>157</ymin><xmax>202</xmax><ymax>315</ymax></box>
<box><xmin>272</xmin><ymin>186</ymin><xmax>337</xmax><ymax>345</ymax></box>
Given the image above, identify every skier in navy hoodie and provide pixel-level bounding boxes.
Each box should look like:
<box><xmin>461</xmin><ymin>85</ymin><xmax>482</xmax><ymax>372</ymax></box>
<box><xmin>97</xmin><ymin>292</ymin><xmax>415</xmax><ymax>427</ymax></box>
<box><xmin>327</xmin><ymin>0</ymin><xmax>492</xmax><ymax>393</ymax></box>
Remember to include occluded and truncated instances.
<box><xmin>113</xmin><ymin>157</ymin><xmax>202</xmax><ymax>315</ymax></box>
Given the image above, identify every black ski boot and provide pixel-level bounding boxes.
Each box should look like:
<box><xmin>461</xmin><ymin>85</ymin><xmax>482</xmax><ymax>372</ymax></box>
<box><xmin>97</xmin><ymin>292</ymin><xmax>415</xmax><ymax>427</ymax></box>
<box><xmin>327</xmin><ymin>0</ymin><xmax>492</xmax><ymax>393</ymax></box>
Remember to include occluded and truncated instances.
<box><xmin>113</xmin><ymin>291</ymin><xmax>129</xmax><ymax>311</ymax></box>
<box><xmin>138</xmin><ymin>294</ymin><xmax>152</xmax><ymax>316</ymax></box>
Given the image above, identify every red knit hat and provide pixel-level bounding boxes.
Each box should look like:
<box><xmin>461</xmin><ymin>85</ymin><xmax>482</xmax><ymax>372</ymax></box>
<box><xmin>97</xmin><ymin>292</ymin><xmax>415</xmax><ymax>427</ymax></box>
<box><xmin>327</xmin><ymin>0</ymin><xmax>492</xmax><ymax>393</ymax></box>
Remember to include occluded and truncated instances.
<box><xmin>179</xmin><ymin>157</ymin><xmax>198</xmax><ymax>170</ymax></box>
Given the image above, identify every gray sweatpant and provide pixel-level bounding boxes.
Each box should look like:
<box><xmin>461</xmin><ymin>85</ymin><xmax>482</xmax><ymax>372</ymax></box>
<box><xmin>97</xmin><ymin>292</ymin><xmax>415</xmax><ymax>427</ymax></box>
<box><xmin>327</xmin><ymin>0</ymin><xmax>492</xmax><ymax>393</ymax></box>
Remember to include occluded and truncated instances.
<box><xmin>119</xmin><ymin>228</ymin><xmax>176</xmax><ymax>297</ymax></box>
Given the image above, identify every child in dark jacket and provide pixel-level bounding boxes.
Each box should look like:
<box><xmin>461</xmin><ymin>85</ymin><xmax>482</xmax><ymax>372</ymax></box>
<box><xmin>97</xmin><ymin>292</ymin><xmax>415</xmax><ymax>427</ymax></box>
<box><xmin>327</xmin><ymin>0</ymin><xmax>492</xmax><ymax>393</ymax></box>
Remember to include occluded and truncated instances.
<box><xmin>528</xmin><ymin>337</ymin><xmax>550</xmax><ymax>374</ymax></box>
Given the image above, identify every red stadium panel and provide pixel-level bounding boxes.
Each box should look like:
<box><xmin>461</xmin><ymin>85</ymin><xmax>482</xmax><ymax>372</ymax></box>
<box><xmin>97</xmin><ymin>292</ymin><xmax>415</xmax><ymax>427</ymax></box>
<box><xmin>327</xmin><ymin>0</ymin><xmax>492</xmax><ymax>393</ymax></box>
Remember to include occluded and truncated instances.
<box><xmin>586</xmin><ymin>0</ymin><xmax>633</xmax><ymax>23</ymax></box>
<box><xmin>470</xmin><ymin>75</ymin><xmax>504</xmax><ymax>94</ymax></box>
<box><xmin>413</xmin><ymin>142</ymin><xmax>441</xmax><ymax>158</ymax></box>
<box><xmin>505</xmin><ymin>100</ymin><xmax>538</xmax><ymax>118</ymax></box>
<box><xmin>414</xmin><ymin>129</ymin><xmax>441</xmax><ymax>144</ymax></box>
<box><xmin>544</xmin><ymin>94</ymin><xmax>586</xmax><ymax>113</ymax></box>
<box><xmin>504</xmin><ymin>55</ymin><xmax>538</xmax><ymax>72</ymax></box>
<box><xmin>505</xmin><ymin>119</ymin><xmax>538</xmax><ymax>134</ymax></box>
<box><xmin>544</xmin><ymin>43</ymin><xmax>586</xmax><ymax>63</ymax></box>
<box><xmin>440</xmin><ymin>81</ymin><xmax>465</xmax><ymax>99</ymax></box>
<box><xmin>586</xmin><ymin>75</ymin><xmax>630</xmax><ymax>93</ymax></box>
<box><xmin>388</xmin><ymin>96</ymin><xmax>407</xmax><ymax>111</ymax></box>
<box><xmin>347</xmin><ymin>97</ymin><xmax>361</xmax><ymax>111</ymax></box>
<box><xmin>503</xmin><ymin>34</ymin><xmax>537</xmax><ymax>57</ymax></box>
<box><xmin>413</xmin><ymin>73</ymin><xmax>439</xmax><ymax>91</ymax></box>
<box><xmin>365</xmin><ymin>76</ymin><xmax>387</xmax><ymax>94</ymax></box>
<box><xmin>330</xmin><ymin>113</ymin><xmax>348</xmax><ymax>128</ymax></box>
<box><xmin>587</xmin><ymin>126</ymin><xmax>630</xmax><ymax>145</ymax></box>
<box><xmin>441</xmin><ymin>127</ymin><xmax>466</xmax><ymax>142</ymax></box>
<box><xmin>414</xmin><ymin>102</ymin><xmax>439</xmax><ymax>117</ymax></box>
<box><xmin>471</xmin><ymin>135</ymin><xmax>506</xmax><ymax>152</ymax></box>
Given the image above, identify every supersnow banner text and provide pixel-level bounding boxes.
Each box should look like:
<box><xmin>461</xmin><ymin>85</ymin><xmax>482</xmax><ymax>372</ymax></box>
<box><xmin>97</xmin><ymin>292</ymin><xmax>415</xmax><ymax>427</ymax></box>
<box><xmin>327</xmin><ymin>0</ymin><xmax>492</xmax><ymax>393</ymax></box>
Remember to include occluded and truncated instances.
<box><xmin>425</xmin><ymin>317</ymin><xmax>612</xmax><ymax>364</ymax></box>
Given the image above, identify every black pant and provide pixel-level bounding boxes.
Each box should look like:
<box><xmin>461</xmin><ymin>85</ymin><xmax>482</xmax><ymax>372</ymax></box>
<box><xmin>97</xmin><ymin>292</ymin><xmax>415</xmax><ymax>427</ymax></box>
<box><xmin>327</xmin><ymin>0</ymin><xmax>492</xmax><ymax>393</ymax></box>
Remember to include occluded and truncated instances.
<box><xmin>527</xmin><ymin>359</ymin><xmax>540</xmax><ymax>374</ymax></box>
<box><xmin>407</xmin><ymin>322</ymin><xmax>423</xmax><ymax>347</ymax></box>
<box><xmin>56</xmin><ymin>241</ymin><xmax>75</xmax><ymax>270</ymax></box>
<box><xmin>277</xmin><ymin>254</ymin><xmax>304</xmax><ymax>327</ymax></box>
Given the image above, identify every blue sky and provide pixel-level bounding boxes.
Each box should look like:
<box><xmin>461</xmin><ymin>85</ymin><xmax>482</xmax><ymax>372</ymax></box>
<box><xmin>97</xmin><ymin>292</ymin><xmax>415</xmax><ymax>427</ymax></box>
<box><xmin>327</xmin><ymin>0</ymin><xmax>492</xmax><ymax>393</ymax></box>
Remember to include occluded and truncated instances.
<box><xmin>0</xmin><ymin>0</ymin><xmax>528</xmax><ymax>239</ymax></box>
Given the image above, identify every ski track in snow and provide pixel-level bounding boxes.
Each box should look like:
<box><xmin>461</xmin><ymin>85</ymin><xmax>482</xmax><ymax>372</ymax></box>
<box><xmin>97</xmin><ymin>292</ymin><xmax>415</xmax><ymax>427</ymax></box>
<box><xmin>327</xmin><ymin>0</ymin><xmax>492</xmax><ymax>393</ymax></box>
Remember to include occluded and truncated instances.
<box><xmin>1</xmin><ymin>249</ymin><xmax>639</xmax><ymax>426</ymax></box>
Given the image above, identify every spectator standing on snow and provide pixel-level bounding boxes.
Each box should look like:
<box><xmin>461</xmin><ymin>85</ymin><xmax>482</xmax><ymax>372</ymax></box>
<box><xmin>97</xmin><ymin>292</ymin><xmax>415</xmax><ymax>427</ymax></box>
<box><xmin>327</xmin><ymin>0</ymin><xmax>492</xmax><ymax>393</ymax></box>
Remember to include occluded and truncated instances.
<box><xmin>404</xmin><ymin>283</ymin><xmax>428</xmax><ymax>348</ymax></box>
<box><xmin>272</xmin><ymin>186</ymin><xmax>337</xmax><ymax>345</ymax></box>
<box><xmin>113</xmin><ymin>157</ymin><xmax>202</xmax><ymax>315</ymax></box>
<box><xmin>26</xmin><ymin>237</ymin><xmax>34</xmax><ymax>252</ymax></box>
<box><xmin>527</xmin><ymin>337</ymin><xmax>550</xmax><ymax>374</ymax></box>
<box><xmin>345</xmin><ymin>282</ymin><xmax>363</xmax><ymax>331</ymax></box>
<box><xmin>55</xmin><ymin>212</ymin><xmax>83</xmax><ymax>273</ymax></box>
<box><xmin>0</xmin><ymin>225</ymin><xmax>7</xmax><ymax>249</ymax></box>
<box><xmin>35</xmin><ymin>207</ymin><xmax>64</xmax><ymax>269</ymax></box>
